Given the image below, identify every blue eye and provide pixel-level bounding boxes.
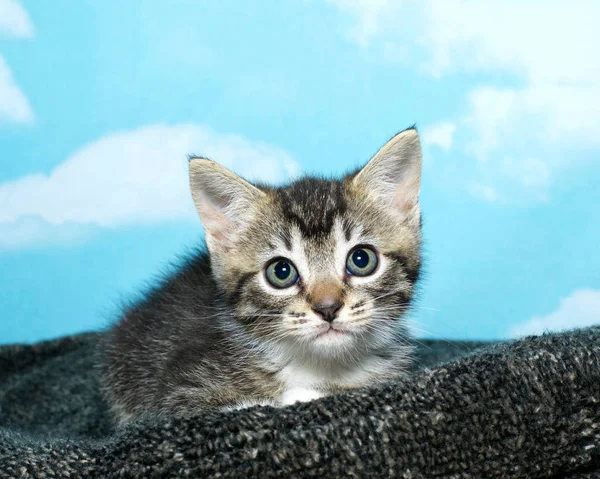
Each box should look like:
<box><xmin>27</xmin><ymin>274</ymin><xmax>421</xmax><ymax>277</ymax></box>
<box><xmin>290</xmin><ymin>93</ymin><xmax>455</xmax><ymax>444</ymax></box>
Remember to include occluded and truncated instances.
<box><xmin>346</xmin><ymin>247</ymin><xmax>378</xmax><ymax>276</ymax></box>
<box><xmin>266</xmin><ymin>259</ymin><xmax>299</xmax><ymax>288</ymax></box>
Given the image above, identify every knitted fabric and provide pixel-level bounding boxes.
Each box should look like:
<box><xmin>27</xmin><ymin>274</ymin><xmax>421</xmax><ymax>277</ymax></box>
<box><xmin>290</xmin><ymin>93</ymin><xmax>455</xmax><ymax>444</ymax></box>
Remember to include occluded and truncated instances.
<box><xmin>1</xmin><ymin>328</ymin><xmax>599</xmax><ymax>478</ymax></box>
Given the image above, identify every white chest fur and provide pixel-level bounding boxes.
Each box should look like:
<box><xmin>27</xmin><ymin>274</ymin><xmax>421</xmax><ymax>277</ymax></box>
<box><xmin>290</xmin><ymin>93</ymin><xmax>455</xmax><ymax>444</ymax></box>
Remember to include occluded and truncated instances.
<box><xmin>276</xmin><ymin>355</ymin><xmax>392</xmax><ymax>406</ymax></box>
<box><xmin>220</xmin><ymin>354</ymin><xmax>401</xmax><ymax>411</ymax></box>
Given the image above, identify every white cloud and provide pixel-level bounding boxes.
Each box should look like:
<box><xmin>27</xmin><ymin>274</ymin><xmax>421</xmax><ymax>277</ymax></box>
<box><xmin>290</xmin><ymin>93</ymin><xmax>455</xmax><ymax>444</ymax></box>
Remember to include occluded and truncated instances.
<box><xmin>466</xmin><ymin>157</ymin><xmax>552</xmax><ymax>204</ymax></box>
<box><xmin>0</xmin><ymin>1</ymin><xmax>35</xmax><ymax>124</ymax></box>
<box><xmin>0</xmin><ymin>55</ymin><xmax>34</xmax><ymax>123</ymax></box>
<box><xmin>463</xmin><ymin>87</ymin><xmax>516</xmax><ymax>162</ymax></box>
<box><xmin>0</xmin><ymin>217</ymin><xmax>99</xmax><ymax>250</ymax></box>
<box><xmin>327</xmin><ymin>0</ymin><xmax>600</xmax><ymax>201</ymax></box>
<box><xmin>325</xmin><ymin>0</ymin><xmax>394</xmax><ymax>48</ymax></box>
<box><xmin>0</xmin><ymin>0</ymin><xmax>34</xmax><ymax>38</ymax></box>
<box><xmin>0</xmin><ymin>124</ymin><xmax>301</xmax><ymax>247</ymax></box>
<box><xmin>422</xmin><ymin>121</ymin><xmax>456</xmax><ymax>151</ymax></box>
<box><xmin>469</xmin><ymin>182</ymin><xmax>499</xmax><ymax>203</ymax></box>
<box><xmin>331</xmin><ymin>0</ymin><xmax>600</xmax><ymax>85</ymax></box>
<box><xmin>510</xmin><ymin>289</ymin><xmax>600</xmax><ymax>338</ymax></box>
<box><xmin>465</xmin><ymin>85</ymin><xmax>600</xmax><ymax>161</ymax></box>
<box><xmin>420</xmin><ymin>0</ymin><xmax>599</xmax><ymax>84</ymax></box>
<box><xmin>503</xmin><ymin>157</ymin><xmax>551</xmax><ymax>190</ymax></box>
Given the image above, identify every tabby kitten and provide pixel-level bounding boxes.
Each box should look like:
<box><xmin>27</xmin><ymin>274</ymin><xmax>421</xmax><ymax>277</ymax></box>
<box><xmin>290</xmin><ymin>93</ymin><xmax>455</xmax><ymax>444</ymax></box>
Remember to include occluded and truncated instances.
<box><xmin>102</xmin><ymin>127</ymin><xmax>423</xmax><ymax>422</ymax></box>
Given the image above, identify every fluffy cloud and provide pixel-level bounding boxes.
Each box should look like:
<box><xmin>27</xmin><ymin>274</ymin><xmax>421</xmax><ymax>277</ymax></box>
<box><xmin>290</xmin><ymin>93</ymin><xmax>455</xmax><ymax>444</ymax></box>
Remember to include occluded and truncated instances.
<box><xmin>326</xmin><ymin>0</ymin><xmax>419</xmax><ymax>50</ymax></box>
<box><xmin>468</xmin><ymin>182</ymin><xmax>499</xmax><ymax>203</ymax></box>
<box><xmin>326</xmin><ymin>0</ymin><xmax>394</xmax><ymax>48</ymax></box>
<box><xmin>422</xmin><ymin>122</ymin><xmax>456</xmax><ymax>151</ymax></box>
<box><xmin>329</xmin><ymin>0</ymin><xmax>599</xmax><ymax>85</ymax></box>
<box><xmin>0</xmin><ymin>217</ymin><xmax>99</xmax><ymax>250</ymax></box>
<box><xmin>510</xmin><ymin>289</ymin><xmax>600</xmax><ymax>337</ymax></box>
<box><xmin>417</xmin><ymin>1</ymin><xmax>599</xmax><ymax>81</ymax></box>
<box><xmin>503</xmin><ymin>157</ymin><xmax>551</xmax><ymax>190</ymax></box>
<box><xmin>0</xmin><ymin>1</ymin><xmax>34</xmax><ymax>124</ymax></box>
<box><xmin>0</xmin><ymin>0</ymin><xmax>34</xmax><ymax>38</ymax></box>
<box><xmin>0</xmin><ymin>55</ymin><xmax>34</xmax><ymax>123</ymax></box>
<box><xmin>424</xmin><ymin>2</ymin><xmax>600</xmax><ymax>165</ymax></box>
<box><xmin>329</xmin><ymin>0</ymin><xmax>600</xmax><ymax>201</ymax></box>
<box><xmin>0</xmin><ymin>124</ymin><xmax>300</xmax><ymax>247</ymax></box>
<box><xmin>465</xmin><ymin>85</ymin><xmax>600</xmax><ymax>161</ymax></box>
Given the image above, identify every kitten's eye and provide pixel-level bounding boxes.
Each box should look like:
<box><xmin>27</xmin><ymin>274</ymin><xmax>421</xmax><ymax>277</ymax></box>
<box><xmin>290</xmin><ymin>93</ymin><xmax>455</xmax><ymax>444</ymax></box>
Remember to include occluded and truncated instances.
<box><xmin>346</xmin><ymin>247</ymin><xmax>378</xmax><ymax>276</ymax></box>
<box><xmin>265</xmin><ymin>259</ymin><xmax>299</xmax><ymax>289</ymax></box>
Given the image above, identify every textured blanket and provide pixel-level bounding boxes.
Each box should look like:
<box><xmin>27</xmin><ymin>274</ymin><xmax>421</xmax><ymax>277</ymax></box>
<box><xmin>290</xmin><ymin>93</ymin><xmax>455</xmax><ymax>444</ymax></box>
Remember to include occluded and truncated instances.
<box><xmin>0</xmin><ymin>327</ymin><xmax>599</xmax><ymax>478</ymax></box>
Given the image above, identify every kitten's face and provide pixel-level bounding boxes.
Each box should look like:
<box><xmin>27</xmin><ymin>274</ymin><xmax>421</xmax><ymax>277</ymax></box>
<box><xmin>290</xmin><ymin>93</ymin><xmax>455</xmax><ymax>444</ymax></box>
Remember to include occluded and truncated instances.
<box><xmin>190</xmin><ymin>128</ymin><xmax>422</xmax><ymax>359</ymax></box>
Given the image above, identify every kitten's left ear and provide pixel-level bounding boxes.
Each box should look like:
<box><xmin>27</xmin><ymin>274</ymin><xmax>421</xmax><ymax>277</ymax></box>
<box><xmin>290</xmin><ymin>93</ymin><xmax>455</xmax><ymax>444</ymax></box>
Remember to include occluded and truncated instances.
<box><xmin>351</xmin><ymin>127</ymin><xmax>422</xmax><ymax>221</ymax></box>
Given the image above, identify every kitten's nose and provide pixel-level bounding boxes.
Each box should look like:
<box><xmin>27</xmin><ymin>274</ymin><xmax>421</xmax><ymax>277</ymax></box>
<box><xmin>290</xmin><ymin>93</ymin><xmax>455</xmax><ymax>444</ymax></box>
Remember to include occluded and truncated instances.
<box><xmin>312</xmin><ymin>301</ymin><xmax>343</xmax><ymax>323</ymax></box>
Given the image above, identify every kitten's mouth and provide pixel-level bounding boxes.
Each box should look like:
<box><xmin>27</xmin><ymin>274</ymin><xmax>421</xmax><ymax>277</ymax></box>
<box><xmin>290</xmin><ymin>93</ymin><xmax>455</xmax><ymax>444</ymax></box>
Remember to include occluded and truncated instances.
<box><xmin>315</xmin><ymin>326</ymin><xmax>347</xmax><ymax>339</ymax></box>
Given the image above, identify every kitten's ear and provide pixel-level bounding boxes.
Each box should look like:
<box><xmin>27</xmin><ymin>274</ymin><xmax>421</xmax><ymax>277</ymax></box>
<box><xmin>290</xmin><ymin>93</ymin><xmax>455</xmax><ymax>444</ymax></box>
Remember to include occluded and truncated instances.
<box><xmin>351</xmin><ymin>128</ymin><xmax>422</xmax><ymax>221</ymax></box>
<box><xmin>189</xmin><ymin>158</ymin><xmax>266</xmax><ymax>248</ymax></box>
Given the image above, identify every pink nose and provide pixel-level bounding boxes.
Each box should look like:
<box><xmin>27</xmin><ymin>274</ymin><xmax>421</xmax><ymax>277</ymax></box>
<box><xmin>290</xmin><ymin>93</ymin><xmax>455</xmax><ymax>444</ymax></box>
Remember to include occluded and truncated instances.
<box><xmin>312</xmin><ymin>301</ymin><xmax>343</xmax><ymax>322</ymax></box>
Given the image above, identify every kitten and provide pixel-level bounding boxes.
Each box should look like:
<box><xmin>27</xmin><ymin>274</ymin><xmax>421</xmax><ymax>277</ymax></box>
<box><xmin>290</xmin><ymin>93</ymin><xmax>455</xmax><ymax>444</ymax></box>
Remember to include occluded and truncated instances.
<box><xmin>101</xmin><ymin>127</ymin><xmax>423</xmax><ymax>423</ymax></box>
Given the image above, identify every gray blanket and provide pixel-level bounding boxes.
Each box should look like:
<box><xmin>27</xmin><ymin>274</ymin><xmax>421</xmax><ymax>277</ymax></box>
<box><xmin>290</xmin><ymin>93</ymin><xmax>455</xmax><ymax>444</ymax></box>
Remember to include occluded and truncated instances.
<box><xmin>0</xmin><ymin>327</ymin><xmax>599</xmax><ymax>478</ymax></box>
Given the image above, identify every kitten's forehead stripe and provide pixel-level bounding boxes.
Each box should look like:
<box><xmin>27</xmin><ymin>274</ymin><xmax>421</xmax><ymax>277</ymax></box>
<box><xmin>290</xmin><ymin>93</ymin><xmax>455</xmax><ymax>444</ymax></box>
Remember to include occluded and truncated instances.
<box><xmin>282</xmin><ymin>234</ymin><xmax>292</xmax><ymax>252</ymax></box>
<box><xmin>342</xmin><ymin>217</ymin><xmax>353</xmax><ymax>242</ymax></box>
<box><xmin>276</xmin><ymin>178</ymin><xmax>347</xmax><ymax>238</ymax></box>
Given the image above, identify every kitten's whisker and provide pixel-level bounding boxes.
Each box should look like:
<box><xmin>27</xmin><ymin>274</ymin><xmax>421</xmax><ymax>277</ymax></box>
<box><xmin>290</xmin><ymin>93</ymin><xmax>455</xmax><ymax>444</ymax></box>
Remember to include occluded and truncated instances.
<box><xmin>405</xmin><ymin>318</ymin><xmax>473</xmax><ymax>353</ymax></box>
<box><xmin>364</xmin><ymin>288</ymin><xmax>409</xmax><ymax>304</ymax></box>
<box><xmin>370</xmin><ymin>306</ymin><xmax>412</xmax><ymax>313</ymax></box>
<box><xmin>412</xmin><ymin>306</ymin><xmax>440</xmax><ymax>312</ymax></box>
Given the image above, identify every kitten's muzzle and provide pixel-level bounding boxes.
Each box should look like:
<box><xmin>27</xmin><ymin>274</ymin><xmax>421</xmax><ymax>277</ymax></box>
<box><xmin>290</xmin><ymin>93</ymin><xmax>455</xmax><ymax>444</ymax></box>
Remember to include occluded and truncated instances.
<box><xmin>312</xmin><ymin>302</ymin><xmax>343</xmax><ymax>323</ymax></box>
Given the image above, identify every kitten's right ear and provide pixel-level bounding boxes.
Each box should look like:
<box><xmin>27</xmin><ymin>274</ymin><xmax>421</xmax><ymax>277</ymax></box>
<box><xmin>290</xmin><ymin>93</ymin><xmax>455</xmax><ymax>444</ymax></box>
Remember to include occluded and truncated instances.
<box><xmin>351</xmin><ymin>128</ymin><xmax>422</xmax><ymax>223</ymax></box>
<box><xmin>189</xmin><ymin>158</ymin><xmax>266</xmax><ymax>249</ymax></box>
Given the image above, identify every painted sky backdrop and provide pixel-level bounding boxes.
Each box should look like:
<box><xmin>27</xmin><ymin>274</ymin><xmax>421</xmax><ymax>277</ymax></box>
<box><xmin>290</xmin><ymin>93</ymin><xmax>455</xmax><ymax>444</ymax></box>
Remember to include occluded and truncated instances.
<box><xmin>1</xmin><ymin>0</ymin><xmax>599</xmax><ymax>344</ymax></box>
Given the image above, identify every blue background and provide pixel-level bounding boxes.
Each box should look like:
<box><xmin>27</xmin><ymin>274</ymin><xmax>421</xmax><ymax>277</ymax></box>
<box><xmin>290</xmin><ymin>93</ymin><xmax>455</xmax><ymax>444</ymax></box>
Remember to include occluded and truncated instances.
<box><xmin>1</xmin><ymin>1</ymin><xmax>599</xmax><ymax>344</ymax></box>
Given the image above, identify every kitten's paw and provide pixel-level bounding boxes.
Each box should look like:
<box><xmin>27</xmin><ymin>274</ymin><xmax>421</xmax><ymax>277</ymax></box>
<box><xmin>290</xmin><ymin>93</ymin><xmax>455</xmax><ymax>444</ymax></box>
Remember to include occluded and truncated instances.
<box><xmin>220</xmin><ymin>398</ymin><xmax>277</xmax><ymax>412</ymax></box>
<box><xmin>280</xmin><ymin>388</ymin><xmax>324</xmax><ymax>406</ymax></box>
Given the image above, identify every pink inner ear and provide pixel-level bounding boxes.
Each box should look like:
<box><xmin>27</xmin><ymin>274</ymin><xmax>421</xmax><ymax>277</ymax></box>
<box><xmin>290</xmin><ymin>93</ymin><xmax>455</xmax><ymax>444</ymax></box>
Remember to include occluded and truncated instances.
<box><xmin>392</xmin><ymin>177</ymin><xmax>419</xmax><ymax>216</ymax></box>
<box><xmin>203</xmin><ymin>208</ymin><xmax>233</xmax><ymax>244</ymax></box>
<box><xmin>402</xmin><ymin>200</ymin><xmax>415</xmax><ymax>215</ymax></box>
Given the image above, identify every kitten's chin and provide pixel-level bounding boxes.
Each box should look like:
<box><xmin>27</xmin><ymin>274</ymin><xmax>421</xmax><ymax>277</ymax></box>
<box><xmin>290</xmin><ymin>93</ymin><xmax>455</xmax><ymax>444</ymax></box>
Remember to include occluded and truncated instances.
<box><xmin>310</xmin><ymin>327</ymin><xmax>355</xmax><ymax>350</ymax></box>
<box><xmin>315</xmin><ymin>328</ymin><xmax>346</xmax><ymax>339</ymax></box>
